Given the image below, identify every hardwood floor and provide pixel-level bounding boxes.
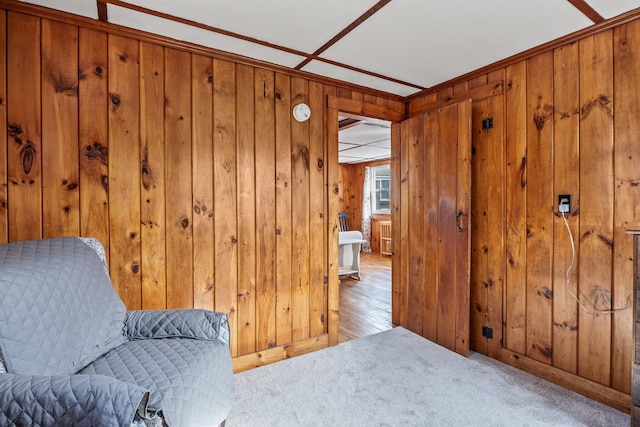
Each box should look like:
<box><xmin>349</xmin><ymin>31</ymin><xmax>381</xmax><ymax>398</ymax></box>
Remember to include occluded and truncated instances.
<box><xmin>338</xmin><ymin>251</ymin><xmax>392</xmax><ymax>343</ymax></box>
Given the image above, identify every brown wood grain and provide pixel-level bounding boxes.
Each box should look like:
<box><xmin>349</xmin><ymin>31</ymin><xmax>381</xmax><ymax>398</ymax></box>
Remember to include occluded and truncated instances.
<box><xmin>236</xmin><ymin>63</ymin><xmax>257</xmax><ymax>355</ymax></box>
<box><xmin>213</xmin><ymin>58</ymin><xmax>238</xmax><ymax>355</ymax></box>
<box><xmin>275</xmin><ymin>72</ymin><xmax>293</xmax><ymax>346</ymax></box>
<box><xmin>325</xmin><ymin>84</ymin><xmax>339</xmax><ymax>346</ymax></box>
<box><xmin>471</xmin><ymin>99</ymin><xmax>489</xmax><ymax>354</ymax></box>
<box><xmin>309</xmin><ymin>80</ymin><xmax>326</xmax><ymax>337</ymax></box>
<box><xmin>390</xmin><ymin>122</ymin><xmax>401</xmax><ymax>326</ymax></box>
<box><xmin>407</xmin><ymin>114</ymin><xmax>425</xmax><ymax>334</ymax></box>
<box><xmin>525</xmin><ymin>51</ymin><xmax>554</xmax><ymax>365</ymax></box>
<box><xmin>79</xmin><ymin>28</ymin><xmax>109</xmax><ymax>252</ymax></box>
<box><xmin>552</xmin><ymin>41</ymin><xmax>580</xmax><ymax>374</ymax></box>
<box><xmin>504</xmin><ymin>60</ymin><xmax>527</xmax><ymax>355</ymax></box>
<box><xmin>0</xmin><ymin>10</ymin><xmax>6</xmax><ymax>243</ymax></box>
<box><xmin>108</xmin><ymin>34</ymin><xmax>141</xmax><ymax>309</ymax></box>
<box><xmin>164</xmin><ymin>48</ymin><xmax>193</xmax><ymax>310</ymax></box>
<box><xmin>421</xmin><ymin>111</ymin><xmax>438</xmax><ymax>343</ymax></box>
<box><xmin>139</xmin><ymin>41</ymin><xmax>166</xmax><ymax>310</ymax></box>
<box><xmin>485</xmin><ymin>93</ymin><xmax>505</xmax><ymax>359</ymax></box>
<box><xmin>612</xmin><ymin>20</ymin><xmax>640</xmax><ymax>394</ymax></box>
<box><xmin>436</xmin><ymin>104</ymin><xmax>459</xmax><ymax>352</ymax></box>
<box><xmin>578</xmin><ymin>31</ymin><xmax>614</xmax><ymax>386</ymax></box>
<box><xmin>291</xmin><ymin>76</ymin><xmax>311</xmax><ymax>342</ymax></box>
<box><xmin>41</xmin><ymin>20</ymin><xmax>79</xmax><ymax>238</ymax></box>
<box><xmin>7</xmin><ymin>12</ymin><xmax>42</xmax><ymax>242</ymax></box>
<box><xmin>255</xmin><ymin>68</ymin><xmax>277</xmax><ymax>350</ymax></box>
<box><xmin>191</xmin><ymin>54</ymin><xmax>214</xmax><ymax>311</ymax></box>
<box><xmin>456</xmin><ymin>100</ymin><xmax>472</xmax><ymax>356</ymax></box>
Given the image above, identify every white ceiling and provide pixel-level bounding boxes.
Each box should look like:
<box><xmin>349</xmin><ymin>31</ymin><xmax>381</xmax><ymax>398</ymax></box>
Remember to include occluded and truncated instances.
<box><xmin>339</xmin><ymin>115</ymin><xmax>391</xmax><ymax>164</ymax></box>
<box><xmin>16</xmin><ymin>0</ymin><xmax>640</xmax><ymax>163</ymax></box>
<box><xmin>18</xmin><ymin>0</ymin><xmax>640</xmax><ymax>97</ymax></box>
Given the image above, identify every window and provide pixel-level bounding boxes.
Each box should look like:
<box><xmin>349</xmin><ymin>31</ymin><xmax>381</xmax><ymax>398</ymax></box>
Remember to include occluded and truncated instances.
<box><xmin>371</xmin><ymin>165</ymin><xmax>391</xmax><ymax>214</ymax></box>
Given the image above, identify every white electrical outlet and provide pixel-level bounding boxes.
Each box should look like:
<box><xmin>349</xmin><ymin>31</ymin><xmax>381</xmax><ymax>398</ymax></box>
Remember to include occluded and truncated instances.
<box><xmin>558</xmin><ymin>195</ymin><xmax>571</xmax><ymax>213</ymax></box>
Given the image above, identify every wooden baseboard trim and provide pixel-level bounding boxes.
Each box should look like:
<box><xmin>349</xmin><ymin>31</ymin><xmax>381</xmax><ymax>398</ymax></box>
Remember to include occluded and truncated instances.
<box><xmin>232</xmin><ymin>334</ymin><xmax>329</xmax><ymax>373</ymax></box>
<box><xmin>499</xmin><ymin>348</ymin><xmax>631</xmax><ymax>413</ymax></box>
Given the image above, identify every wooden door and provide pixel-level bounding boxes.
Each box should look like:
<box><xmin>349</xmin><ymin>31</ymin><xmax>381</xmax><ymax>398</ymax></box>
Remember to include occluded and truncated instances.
<box><xmin>391</xmin><ymin>100</ymin><xmax>472</xmax><ymax>356</ymax></box>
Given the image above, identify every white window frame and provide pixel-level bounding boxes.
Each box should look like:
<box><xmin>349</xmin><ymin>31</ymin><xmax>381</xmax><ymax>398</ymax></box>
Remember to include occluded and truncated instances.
<box><xmin>371</xmin><ymin>165</ymin><xmax>391</xmax><ymax>214</ymax></box>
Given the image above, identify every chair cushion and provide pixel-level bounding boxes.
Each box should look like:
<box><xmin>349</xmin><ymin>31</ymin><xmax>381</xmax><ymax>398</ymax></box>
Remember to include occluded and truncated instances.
<box><xmin>0</xmin><ymin>237</ymin><xmax>127</xmax><ymax>375</ymax></box>
<box><xmin>80</xmin><ymin>338</ymin><xmax>234</xmax><ymax>427</ymax></box>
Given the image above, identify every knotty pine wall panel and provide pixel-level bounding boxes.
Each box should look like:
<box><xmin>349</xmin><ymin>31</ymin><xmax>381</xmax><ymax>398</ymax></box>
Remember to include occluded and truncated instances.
<box><xmin>0</xmin><ymin>10</ymin><xmax>402</xmax><ymax>361</ymax></box>
<box><xmin>407</xmin><ymin>20</ymin><xmax>640</xmax><ymax>404</ymax></box>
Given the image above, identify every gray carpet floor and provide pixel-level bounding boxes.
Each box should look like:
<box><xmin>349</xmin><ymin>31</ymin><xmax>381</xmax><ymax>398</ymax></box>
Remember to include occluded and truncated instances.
<box><xmin>227</xmin><ymin>327</ymin><xmax>629</xmax><ymax>426</ymax></box>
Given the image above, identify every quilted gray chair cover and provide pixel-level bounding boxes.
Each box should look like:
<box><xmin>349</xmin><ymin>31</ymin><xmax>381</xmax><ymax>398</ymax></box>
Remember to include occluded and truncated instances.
<box><xmin>0</xmin><ymin>237</ymin><xmax>234</xmax><ymax>426</ymax></box>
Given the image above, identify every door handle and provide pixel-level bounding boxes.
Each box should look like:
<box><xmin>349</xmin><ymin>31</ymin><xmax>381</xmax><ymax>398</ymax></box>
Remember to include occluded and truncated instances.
<box><xmin>456</xmin><ymin>210</ymin><xmax>464</xmax><ymax>232</ymax></box>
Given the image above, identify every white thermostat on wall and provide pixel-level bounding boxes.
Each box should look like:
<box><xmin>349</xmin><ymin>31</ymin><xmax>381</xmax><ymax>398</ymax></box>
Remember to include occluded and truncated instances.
<box><xmin>293</xmin><ymin>103</ymin><xmax>311</xmax><ymax>122</ymax></box>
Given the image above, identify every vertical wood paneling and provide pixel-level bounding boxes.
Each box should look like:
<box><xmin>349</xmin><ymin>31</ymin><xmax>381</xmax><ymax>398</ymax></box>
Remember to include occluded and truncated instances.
<box><xmin>436</xmin><ymin>104</ymin><xmax>459</xmax><ymax>351</ymax></box>
<box><xmin>164</xmin><ymin>48</ymin><xmax>193</xmax><ymax>310</ymax></box>
<box><xmin>455</xmin><ymin>100</ymin><xmax>472</xmax><ymax>356</ymax></box>
<box><xmin>291</xmin><ymin>77</ymin><xmax>310</xmax><ymax>341</ymax></box>
<box><xmin>108</xmin><ymin>34</ymin><xmax>141</xmax><ymax>309</ymax></box>
<box><xmin>421</xmin><ymin>112</ymin><xmax>438</xmax><ymax>342</ymax></box>
<box><xmin>191</xmin><ymin>54</ymin><xmax>214</xmax><ymax>310</ymax></box>
<box><xmin>552</xmin><ymin>42</ymin><xmax>580</xmax><ymax>374</ymax></box>
<box><xmin>41</xmin><ymin>20</ymin><xmax>79</xmax><ymax>238</ymax></box>
<box><xmin>471</xmin><ymin>99</ymin><xmax>489</xmax><ymax>354</ymax></box>
<box><xmin>326</xmin><ymin>84</ymin><xmax>339</xmax><ymax>346</ymax></box>
<box><xmin>407</xmin><ymin>115</ymin><xmax>425</xmax><ymax>333</ymax></box>
<box><xmin>7</xmin><ymin>12</ymin><xmax>42</xmax><ymax>242</ymax></box>
<box><xmin>525</xmin><ymin>52</ymin><xmax>554</xmax><ymax>364</ymax></box>
<box><xmin>504</xmin><ymin>61</ymin><xmax>528</xmax><ymax>354</ymax></box>
<box><xmin>275</xmin><ymin>73</ymin><xmax>292</xmax><ymax>345</ymax></box>
<box><xmin>390</xmin><ymin>122</ymin><xmax>401</xmax><ymax>326</ymax></box>
<box><xmin>309</xmin><ymin>80</ymin><xmax>326</xmax><ymax>337</ymax></box>
<box><xmin>139</xmin><ymin>42</ymin><xmax>166</xmax><ymax>310</ymax></box>
<box><xmin>236</xmin><ymin>63</ymin><xmax>257</xmax><ymax>355</ymax></box>
<box><xmin>255</xmin><ymin>68</ymin><xmax>276</xmax><ymax>349</ymax></box>
<box><xmin>578</xmin><ymin>31</ymin><xmax>614</xmax><ymax>385</ymax></box>
<box><xmin>485</xmin><ymin>94</ymin><xmax>505</xmax><ymax>359</ymax></box>
<box><xmin>213</xmin><ymin>58</ymin><xmax>238</xmax><ymax>353</ymax></box>
<box><xmin>398</xmin><ymin>118</ymin><xmax>410</xmax><ymax>328</ymax></box>
<box><xmin>79</xmin><ymin>28</ymin><xmax>109</xmax><ymax>249</ymax></box>
<box><xmin>0</xmin><ymin>10</ymin><xmax>6</xmax><ymax>244</ymax></box>
<box><xmin>612</xmin><ymin>20</ymin><xmax>640</xmax><ymax>394</ymax></box>
<box><xmin>405</xmin><ymin>116</ymin><xmax>424</xmax><ymax>334</ymax></box>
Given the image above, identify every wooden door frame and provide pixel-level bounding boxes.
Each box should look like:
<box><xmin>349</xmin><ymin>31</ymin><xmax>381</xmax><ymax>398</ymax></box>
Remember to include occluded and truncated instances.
<box><xmin>326</xmin><ymin>96</ymin><xmax>405</xmax><ymax>345</ymax></box>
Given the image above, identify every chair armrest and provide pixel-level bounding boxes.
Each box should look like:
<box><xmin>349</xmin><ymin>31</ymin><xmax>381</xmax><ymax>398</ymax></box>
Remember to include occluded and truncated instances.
<box><xmin>0</xmin><ymin>373</ymin><xmax>148</xmax><ymax>427</ymax></box>
<box><xmin>125</xmin><ymin>309</ymin><xmax>230</xmax><ymax>346</ymax></box>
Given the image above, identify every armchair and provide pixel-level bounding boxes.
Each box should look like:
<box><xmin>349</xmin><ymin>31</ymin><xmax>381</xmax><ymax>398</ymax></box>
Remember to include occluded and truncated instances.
<box><xmin>0</xmin><ymin>237</ymin><xmax>234</xmax><ymax>426</ymax></box>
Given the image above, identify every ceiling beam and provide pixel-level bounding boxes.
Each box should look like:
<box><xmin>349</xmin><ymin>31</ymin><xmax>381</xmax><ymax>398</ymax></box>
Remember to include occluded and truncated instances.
<box><xmin>97</xmin><ymin>0</ymin><xmax>107</xmax><ymax>22</ymax></box>
<box><xmin>294</xmin><ymin>0</ymin><xmax>391</xmax><ymax>70</ymax></box>
<box><xmin>567</xmin><ymin>0</ymin><xmax>604</xmax><ymax>24</ymax></box>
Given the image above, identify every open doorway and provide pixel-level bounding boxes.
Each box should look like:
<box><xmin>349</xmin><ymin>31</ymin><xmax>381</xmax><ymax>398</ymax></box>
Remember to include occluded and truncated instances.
<box><xmin>337</xmin><ymin>113</ymin><xmax>393</xmax><ymax>343</ymax></box>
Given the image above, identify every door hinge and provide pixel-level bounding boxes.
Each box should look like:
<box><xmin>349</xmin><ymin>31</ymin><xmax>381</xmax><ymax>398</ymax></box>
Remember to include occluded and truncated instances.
<box><xmin>481</xmin><ymin>117</ymin><xmax>493</xmax><ymax>131</ymax></box>
<box><xmin>482</xmin><ymin>326</ymin><xmax>493</xmax><ymax>339</ymax></box>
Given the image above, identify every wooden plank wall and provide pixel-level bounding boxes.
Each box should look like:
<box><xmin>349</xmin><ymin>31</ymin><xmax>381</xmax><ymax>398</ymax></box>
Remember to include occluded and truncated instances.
<box><xmin>0</xmin><ymin>10</ymin><xmax>403</xmax><ymax>364</ymax></box>
<box><xmin>338</xmin><ymin>159</ymin><xmax>391</xmax><ymax>253</ymax></box>
<box><xmin>408</xmin><ymin>20</ymin><xmax>640</xmax><ymax>406</ymax></box>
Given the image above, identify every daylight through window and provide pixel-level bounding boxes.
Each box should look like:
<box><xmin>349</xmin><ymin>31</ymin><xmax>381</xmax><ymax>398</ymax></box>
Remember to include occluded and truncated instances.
<box><xmin>372</xmin><ymin>165</ymin><xmax>390</xmax><ymax>214</ymax></box>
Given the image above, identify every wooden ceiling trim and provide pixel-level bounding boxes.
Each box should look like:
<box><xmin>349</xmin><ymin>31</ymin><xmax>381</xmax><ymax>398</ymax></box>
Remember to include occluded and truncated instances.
<box><xmin>294</xmin><ymin>0</ymin><xmax>392</xmax><ymax>70</ymax></box>
<box><xmin>328</xmin><ymin>96</ymin><xmax>406</xmax><ymax>123</ymax></box>
<box><xmin>567</xmin><ymin>0</ymin><xmax>605</xmax><ymax>24</ymax></box>
<box><xmin>409</xmin><ymin>80</ymin><xmax>504</xmax><ymax>117</ymax></box>
<box><xmin>97</xmin><ymin>0</ymin><xmax>108</xmax><ymax>22</ymax></box>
